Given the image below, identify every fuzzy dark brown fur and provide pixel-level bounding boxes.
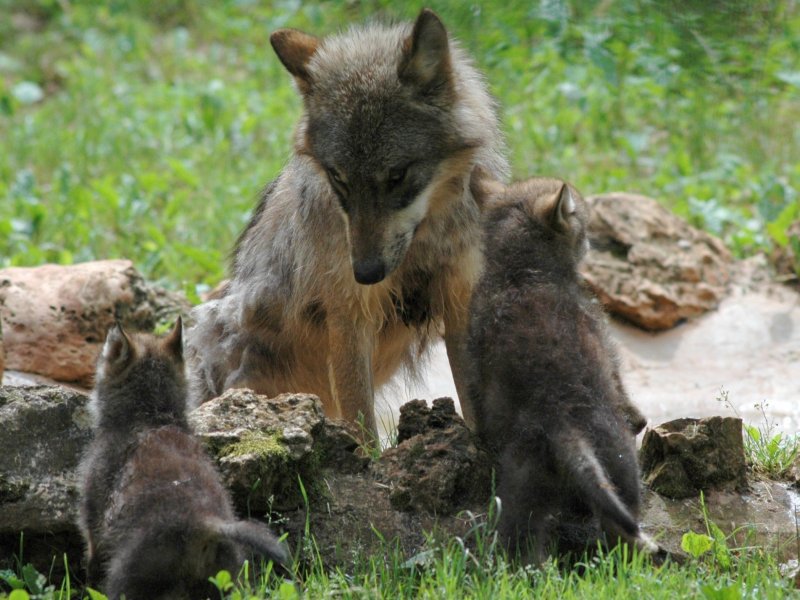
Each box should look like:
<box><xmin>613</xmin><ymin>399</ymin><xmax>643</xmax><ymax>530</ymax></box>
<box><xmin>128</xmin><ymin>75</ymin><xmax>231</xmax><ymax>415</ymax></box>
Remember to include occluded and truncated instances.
<box><xmin>466</xmin><ymin>177</ymin><xmax>654</xmax><ymax>562</ymax></box>
<box><xmin>78</xmin><ymin>320</ymin><xmax>288</xmax><ymax>600</ymax></box>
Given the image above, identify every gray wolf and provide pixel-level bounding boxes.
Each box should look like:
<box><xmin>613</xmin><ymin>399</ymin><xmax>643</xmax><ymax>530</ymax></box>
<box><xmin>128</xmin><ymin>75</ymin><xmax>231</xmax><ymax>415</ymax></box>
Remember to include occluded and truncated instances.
<box><xmin>78</xmin><ymin>319</ymin><xmax>289</xmax><ymax>600</ymax></box>
<box><xmin>466</xmin><ymin>176</ymin><xmax>654</xmax><ymax>563</ymax></box>
<box><xmin>186</xmin><ymin>8</ymin><xmax>508</xmax><ymax>433</ymax></box>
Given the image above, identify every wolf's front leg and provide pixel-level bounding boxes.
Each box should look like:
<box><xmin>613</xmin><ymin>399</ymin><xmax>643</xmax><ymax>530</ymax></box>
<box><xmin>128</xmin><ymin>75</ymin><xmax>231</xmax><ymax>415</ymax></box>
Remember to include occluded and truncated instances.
<box><xmin>327</xmin><ymin>317</ymin><xmax>376</xmax><ymax>436</ymax></box>
<box><xmin>443</xmin><ymin>284</ymin><xmax>477</xmax><ymax>429</ymax></box>
<box><xmin>444</xmin><ymin>325</ymin><xmax>475</xmax><ymax>429</ymax></box>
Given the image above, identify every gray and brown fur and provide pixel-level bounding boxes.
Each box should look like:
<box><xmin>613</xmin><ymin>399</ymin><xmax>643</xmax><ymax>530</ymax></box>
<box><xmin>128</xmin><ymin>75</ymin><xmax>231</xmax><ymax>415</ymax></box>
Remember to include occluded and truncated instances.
<box><xmin>186</xmin><ymin>9</ymin><xmax>509</xmax><ymax>433</ymax></box>
<box><xmin>78</xmin><ymin>320</ymin><xmax>289</xmax><ymax>600</ymax></box>
<box><xmin>466</xmin><ymin>176</ymin><xmax>654</xmax><ymax>562</ymax></box>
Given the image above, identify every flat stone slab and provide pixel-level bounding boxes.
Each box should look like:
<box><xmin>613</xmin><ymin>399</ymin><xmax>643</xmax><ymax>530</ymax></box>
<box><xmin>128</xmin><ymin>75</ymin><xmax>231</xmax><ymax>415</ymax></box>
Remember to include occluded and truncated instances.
<box><xmin>642</xmin><ymin>481</ymin><xmax>800</xmax><ymax>561</ymax></box>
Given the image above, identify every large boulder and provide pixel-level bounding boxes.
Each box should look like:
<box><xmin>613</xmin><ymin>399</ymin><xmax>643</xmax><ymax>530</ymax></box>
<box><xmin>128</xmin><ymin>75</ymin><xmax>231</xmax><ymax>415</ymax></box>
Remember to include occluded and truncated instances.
<box><xmin>581</xmin><ymin>193</ymin><xmax>733</xmax><ymax>330</ymax></box>
<box><xmin>0</xmin><ymin>385</ymin><xmax>92</xmax><ymax>574</ymax></box>
<box><xmin>639</xmin><ymin>416</ymin><xmax>747</xmax><ymax>499</ymax></box>
<box><xmin>0</xmin><ymin>260</ymin><xmax>189</xmax><ymax>385</ymax></box>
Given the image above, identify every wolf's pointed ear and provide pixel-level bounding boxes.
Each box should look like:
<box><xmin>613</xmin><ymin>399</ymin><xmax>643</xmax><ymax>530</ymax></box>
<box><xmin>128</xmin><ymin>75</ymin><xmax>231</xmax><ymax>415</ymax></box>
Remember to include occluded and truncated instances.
<box><xmin>162</xmin><ymin>316</ymin><xmax>183</xmax><ymax>361</ymax></box>
<box><xmin>548</xmin><ymin>183</ymin><xmax>577</xmax><ymax>231</ymax></box>
<box><xmin>103</xmin><ymin>323</ymin><xmax>133</xmax><ymax>370</ymax></box>
<box><xmin>399</xmin><ymin>9</ymin><xmax>452</xmax><ymax>100</ymax></box>
<box><xmin>270</xmin><ymin>28</ymin><xmax>319</xmax><ymax>94</ymax></box>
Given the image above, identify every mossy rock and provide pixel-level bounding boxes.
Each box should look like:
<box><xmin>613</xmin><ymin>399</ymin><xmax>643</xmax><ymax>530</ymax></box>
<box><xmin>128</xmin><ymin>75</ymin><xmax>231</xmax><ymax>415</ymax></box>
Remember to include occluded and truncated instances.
<box><xmin>191</xmin><ymin>389</ymin><xmax>366</xmax><ymax>513</ymax></box>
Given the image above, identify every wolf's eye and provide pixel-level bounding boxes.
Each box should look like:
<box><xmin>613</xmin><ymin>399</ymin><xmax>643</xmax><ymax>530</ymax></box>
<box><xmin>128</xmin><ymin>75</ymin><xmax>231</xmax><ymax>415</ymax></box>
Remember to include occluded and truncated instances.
<box><xmin>326</xmin><ymin>167</ymin><xmax>345</xmax><ymax>186</ymax></box>
<box><xmin>387</xmin><ymin>165</ymin><xmax>408</xmax><ymax>189</ymax></box>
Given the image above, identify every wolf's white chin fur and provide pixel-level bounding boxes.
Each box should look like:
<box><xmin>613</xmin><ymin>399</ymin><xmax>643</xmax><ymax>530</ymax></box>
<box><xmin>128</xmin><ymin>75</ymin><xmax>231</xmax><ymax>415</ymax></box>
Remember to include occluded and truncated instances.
<box><xmin>380</xmin><ymin>180</ymin><xmax>436</xmax><ymax>274</ymax></box>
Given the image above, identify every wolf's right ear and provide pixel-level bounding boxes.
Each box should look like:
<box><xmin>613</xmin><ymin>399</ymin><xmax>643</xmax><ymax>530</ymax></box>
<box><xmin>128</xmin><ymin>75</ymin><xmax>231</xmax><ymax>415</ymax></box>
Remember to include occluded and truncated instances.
<box><xmin>270</xmin><ymin>28</ymin><xmax>319</xmax><ymax>94</ymax></box>
<box><xmin>103</xmin><ymin>323</ymin><xmax>134</xmax><ymax>370</ymax></box>
<box><xmin>399</xmin><ymin>9</ymin><xmax>453</xmax><ymax>101</ymax></box>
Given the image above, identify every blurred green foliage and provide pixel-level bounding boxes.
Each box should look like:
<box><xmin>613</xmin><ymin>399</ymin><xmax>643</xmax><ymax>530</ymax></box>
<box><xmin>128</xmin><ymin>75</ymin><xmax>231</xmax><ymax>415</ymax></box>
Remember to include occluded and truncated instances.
<box><xmin>1</xmin><ymin>0</ymin><xmax>798</xmax><ymax>298</ymax></box>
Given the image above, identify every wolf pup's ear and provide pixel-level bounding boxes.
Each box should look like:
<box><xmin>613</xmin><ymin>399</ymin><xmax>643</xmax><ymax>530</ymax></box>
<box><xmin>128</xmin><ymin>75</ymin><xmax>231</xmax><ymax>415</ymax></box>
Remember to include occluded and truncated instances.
<box><xmin>103</xmin><ymin>323</ymin><xmax>134</xmax><ymax>371</ymax></box>
<box><xmin>270</xmin><ymin>28</ymin><xmax>319</xmax><ymax>94</ymax></box>
<box><xmin>162</xmin><ymin>316</ymin><xmax>183</xmax><ymax>361</ymax></box>
<box><xmin>399</xmin><ymin>9</ymin><xmax>453</xmax><ymax>101</ymax></box>
<box><xmin>540</xmin><ymin>183</ymin><xmax>576</xmax><ymax>233</ymax></box>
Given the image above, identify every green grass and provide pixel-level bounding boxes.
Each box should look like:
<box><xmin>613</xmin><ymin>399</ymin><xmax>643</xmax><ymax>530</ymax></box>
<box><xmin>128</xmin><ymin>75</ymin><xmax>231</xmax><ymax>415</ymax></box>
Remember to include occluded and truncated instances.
<box><xmin>2</xmin><ymin>527</ymin><xmax>799</xmax><ymax>599</ymax></box>
<box><xmin>1</xmin><ymin>0</ymin><xmax>798</xmax><ymax>300</ymax></box>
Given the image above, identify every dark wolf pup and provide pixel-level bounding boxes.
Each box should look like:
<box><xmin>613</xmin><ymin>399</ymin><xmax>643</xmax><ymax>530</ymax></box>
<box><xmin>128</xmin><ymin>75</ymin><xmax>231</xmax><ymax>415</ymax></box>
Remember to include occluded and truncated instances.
<box><xmin>467</xmin><ymin>176</ymin><xmax>655</xmax><ymax>563</ymax></box>
<box><xmin>78</xmin><ymin>319</ymin><xmax>289</xmax><ymax>600</ymax></box>
<box><xmin>186</xmin><ymin>8</ymin><xmax>508</xmax><ymax>433</ymax></box>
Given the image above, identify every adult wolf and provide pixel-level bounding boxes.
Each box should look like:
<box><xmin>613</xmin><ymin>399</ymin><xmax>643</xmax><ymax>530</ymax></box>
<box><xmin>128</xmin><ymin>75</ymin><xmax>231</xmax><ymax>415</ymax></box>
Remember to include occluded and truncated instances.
<box><xmin>187</xmin><ymin>9</ymin><xmax>508</xmax><ymax>433</ymax></box>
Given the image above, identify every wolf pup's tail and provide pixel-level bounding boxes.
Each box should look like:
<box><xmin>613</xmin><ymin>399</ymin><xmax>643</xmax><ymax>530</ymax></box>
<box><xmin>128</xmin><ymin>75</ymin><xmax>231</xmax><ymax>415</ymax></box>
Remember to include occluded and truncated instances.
<box><xmin>554</xmin><ymin>431</ymin><xmax>658</xmax><ymax>555</ymax></box>
<box><xmin>208</xmin><ymin>518</ymin><xmax>291</xmax><ymax>571</ymax></box>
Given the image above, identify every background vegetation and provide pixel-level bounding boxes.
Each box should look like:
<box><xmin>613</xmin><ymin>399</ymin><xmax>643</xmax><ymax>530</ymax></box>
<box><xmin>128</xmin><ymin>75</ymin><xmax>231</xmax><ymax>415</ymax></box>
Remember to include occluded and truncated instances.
<box><xmin>1</xmin><ymin>1</ymin><xmax>799</xmax><ymax>598</ymax></box>
<box><xmin>1</xmin><ymin>0</ymin><xmax>798</xmax><ymax>300</ymax></box>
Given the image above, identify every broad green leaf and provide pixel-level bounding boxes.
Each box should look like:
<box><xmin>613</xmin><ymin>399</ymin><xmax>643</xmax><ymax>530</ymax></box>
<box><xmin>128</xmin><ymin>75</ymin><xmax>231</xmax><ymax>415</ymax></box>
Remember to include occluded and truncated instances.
<box><xmin>278</xmin><ymin>581</ymin><xmax>300</xmax><ymax>600</ymax></box>
<box><xmin>0</xmin><ymin>569</ymin><xmax>25</xmax><ymax>590</ymax></box>
<box><xmin>681</xmin><ymin>531</ymin><xmax>713</xmax><ymax>558</ymax></box>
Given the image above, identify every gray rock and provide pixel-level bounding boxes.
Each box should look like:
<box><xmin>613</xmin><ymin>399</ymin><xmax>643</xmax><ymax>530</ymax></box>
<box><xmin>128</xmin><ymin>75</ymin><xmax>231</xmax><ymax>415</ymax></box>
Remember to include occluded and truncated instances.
<box><xmin>581</xmin><ymin>193</ymin><xmax>733</xmax><ymax>330</ymax></box>
<box><xmin>190</xmin><ymin>389</ymin><xmax>368</xmax><ymax>513</ymax></box>
<box><xmin>639</xmin><ymin>416</ymin><xmax>747</xmax><ymax>499</ymax></box>
<box><xmin>0</xmin><ymin>385</ymin><xmax>91</xmax><ymax>573</ymax></box>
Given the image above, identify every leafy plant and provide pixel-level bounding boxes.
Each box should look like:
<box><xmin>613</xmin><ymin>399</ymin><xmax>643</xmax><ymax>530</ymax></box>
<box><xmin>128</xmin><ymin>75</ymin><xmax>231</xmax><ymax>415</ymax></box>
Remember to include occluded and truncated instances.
<box><xmin>718</xmin><ymin>389</ymin><xmax>800</xmax><ymax>478</ymax></box>
<box><xmin>1</xmin><ymin>1</ymin><xmax>798</xmax><ymax>290</ymax></box>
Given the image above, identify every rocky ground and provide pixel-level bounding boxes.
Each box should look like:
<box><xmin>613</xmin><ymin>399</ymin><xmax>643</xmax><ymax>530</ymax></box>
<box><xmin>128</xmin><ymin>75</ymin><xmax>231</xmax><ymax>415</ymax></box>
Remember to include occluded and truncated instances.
<box><xmin>0</xmin><ymin>193</ymin><xmax>798</xmax><ymax>579</ymax></box>
<box><xmin>1</xmin><ymin>385</ymin><xmax>798</xmax><ymax>580</ymax></box>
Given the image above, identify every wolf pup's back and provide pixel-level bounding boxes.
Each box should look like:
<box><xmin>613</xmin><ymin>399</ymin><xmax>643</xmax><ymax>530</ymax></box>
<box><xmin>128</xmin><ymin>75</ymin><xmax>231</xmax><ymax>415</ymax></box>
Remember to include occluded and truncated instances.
<box><xmin>466</xmin><ymin>177</ymin><xmax>654</xmax><ymax>563</ymax></box>
<box><xmin>186</xmin><ymin>9</ymin><xmax>509</xmax><ymax>433</ymax></box>
<box><xmin>78</xmin><ymin>320</ymin><xmax>288</xmax><ymax>600</ymax></box>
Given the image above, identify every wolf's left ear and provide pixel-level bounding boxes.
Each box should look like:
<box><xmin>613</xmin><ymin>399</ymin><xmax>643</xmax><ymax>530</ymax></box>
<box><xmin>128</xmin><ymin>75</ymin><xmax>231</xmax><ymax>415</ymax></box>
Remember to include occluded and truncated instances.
<box><xmin>542</xmin><ymin>183</ymin><xmax>577</xmax><ymax>232</ymax></box>
<box><xmin>270</xmin><ymin>28</ymin><xmax>319</xmax><ymax>94</ymax></box>
<box><xmin>399</xmin><ymin>9</ymin><xmax>453</xmax><ymax>100</ymax></box>
<box><xmin>162</xmin><ymin>316</ymin><xmax>183</xmax><ymax>361</ymax></box>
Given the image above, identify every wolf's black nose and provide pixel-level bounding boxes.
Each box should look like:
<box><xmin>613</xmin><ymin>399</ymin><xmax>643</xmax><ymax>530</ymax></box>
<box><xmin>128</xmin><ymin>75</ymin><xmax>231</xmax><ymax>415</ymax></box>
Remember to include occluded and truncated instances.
<box><xmin>353</xmin><ymin>259</ymin><xmax>386</xmax><ymax>285</ymax></box>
